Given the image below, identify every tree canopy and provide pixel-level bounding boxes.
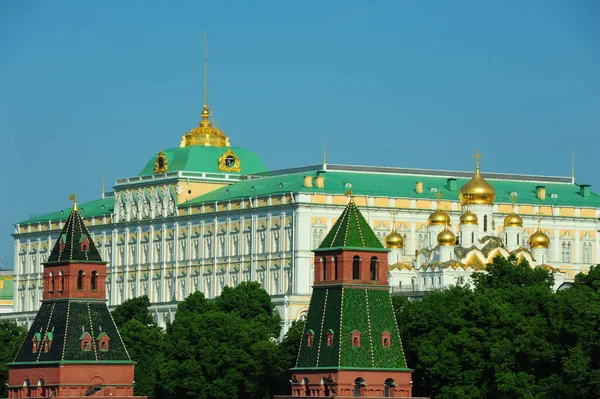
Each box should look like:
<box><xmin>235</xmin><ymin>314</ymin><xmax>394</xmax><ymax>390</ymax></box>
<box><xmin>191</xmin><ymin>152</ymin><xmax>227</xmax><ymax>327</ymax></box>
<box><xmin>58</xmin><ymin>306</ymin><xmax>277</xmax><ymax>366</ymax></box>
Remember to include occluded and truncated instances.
<box><xmin>395</xmin><ymin>257</ymin><xmax>600</xmax><ymax>399</ymax></box>
<box><xmin>0</xmin><ymin>320</ymin><xmax>26</xmax><ymax>398</ymax></box>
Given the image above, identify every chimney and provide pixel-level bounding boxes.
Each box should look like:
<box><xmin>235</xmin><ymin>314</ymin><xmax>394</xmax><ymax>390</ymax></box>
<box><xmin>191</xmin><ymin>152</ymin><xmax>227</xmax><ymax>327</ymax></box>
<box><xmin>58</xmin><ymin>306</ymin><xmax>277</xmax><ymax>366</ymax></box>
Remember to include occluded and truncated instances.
<box><xmin>536</xmin><ymin>186</ymin><xmax>546</xmax><ymax>201</ymax></box>
<box><xmin>446</xmin><ymin>178</ymin><xmax>457</xmax><ymax>191</ymax></box>
<box><xmin>579</xmin><ymin>184</ymin><xmax>591</xmax><ymax>198</ymax></box>
<box><xmin>303</xmin><ymin>176</ymin><xmax>313</xmax><ymax>188</ymax></box>
<box><xmin>415</xmin><ymin>182</ymin><xmax>424</xmax><ymax>194</ymax></box>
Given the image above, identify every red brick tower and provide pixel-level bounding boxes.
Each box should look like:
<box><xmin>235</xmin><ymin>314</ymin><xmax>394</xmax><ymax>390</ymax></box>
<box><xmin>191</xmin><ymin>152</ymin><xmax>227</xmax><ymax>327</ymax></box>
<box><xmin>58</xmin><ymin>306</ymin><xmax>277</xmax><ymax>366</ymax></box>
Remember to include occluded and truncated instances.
<box><xmin>8</xmin><ymin>200</ymin><xmax>143</xmax><ymax>398</ymax></box>
<box><xmin>280</xmin><ymin>198</ymin><xmax>416</xmax><ymax>398</ymax></box>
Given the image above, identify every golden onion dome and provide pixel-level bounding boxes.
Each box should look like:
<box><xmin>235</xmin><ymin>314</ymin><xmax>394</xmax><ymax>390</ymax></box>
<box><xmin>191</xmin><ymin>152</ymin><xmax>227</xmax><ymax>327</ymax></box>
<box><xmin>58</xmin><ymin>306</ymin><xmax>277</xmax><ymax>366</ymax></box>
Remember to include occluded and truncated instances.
<box><xmin>528</xmin><ymin>228</ymin><xmax>550</xmax><ymax>249</ymax></box>
<box><xmin>459</xmin><ymin>210</ymin><xmax>478</xmax><ymax>225</ymax></box>
<box><xmin>180</xmin><ymin>104</ymin><xmax>230</xmax><ymax>148</ymax></box>
<box><xmin>459</xmin><ymin>166</ymin><xmax>496</xmax><ymax>205</ymax></box>
<box><xmin>504</xmin><ymin>213</ymin><xmax>523</xmax><ymax>228</ymax></box>
<box><xmin>437</xmin><ymin>227</ymin><xmax>456</xmax><ymax>246</ymax></box>
<box><xmin>384</xmin><ymin>230</ymin><xmax>404</xmax><ymax>249</ymax></box>
<box><xmin>428</xmin><ymin>210</ymin><xmax>451</xmax><ymax>226</ymax></box>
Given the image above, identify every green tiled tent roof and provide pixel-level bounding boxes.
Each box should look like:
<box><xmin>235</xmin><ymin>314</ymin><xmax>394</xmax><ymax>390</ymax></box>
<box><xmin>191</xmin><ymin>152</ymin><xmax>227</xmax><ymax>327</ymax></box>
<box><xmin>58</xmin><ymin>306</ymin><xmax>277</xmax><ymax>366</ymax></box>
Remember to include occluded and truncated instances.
<box><xmin>13</xmin><ymin>301</ymin><xmax>131</xmax><ymax>364</ymax></box>
<box><xmin>138</xmin><ymin>146</ymin><xmax>268</xmax><ymax>176</ymax></box>
<box><xmin>47</xmin><ymin>205</ymin><xmax>103</xmax><ymax>263</ymax></box>
<box><xmin>294</xmin><ymin>287</ymin><xmax>409</xmax><ymax>370</ymax></box>
<box><xmin>316</xmin><ymin>199</ymin><xmax>385</xmax><ymax>252</ymax></box>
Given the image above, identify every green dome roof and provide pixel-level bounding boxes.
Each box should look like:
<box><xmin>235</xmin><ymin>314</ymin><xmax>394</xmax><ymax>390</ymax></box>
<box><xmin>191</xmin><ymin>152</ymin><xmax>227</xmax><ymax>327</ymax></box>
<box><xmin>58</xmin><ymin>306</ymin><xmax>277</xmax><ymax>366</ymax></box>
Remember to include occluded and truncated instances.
<box><xmin>138</xmin><ymin>146</ymin><xmax>268</xmax><ymax>176</ymax></box>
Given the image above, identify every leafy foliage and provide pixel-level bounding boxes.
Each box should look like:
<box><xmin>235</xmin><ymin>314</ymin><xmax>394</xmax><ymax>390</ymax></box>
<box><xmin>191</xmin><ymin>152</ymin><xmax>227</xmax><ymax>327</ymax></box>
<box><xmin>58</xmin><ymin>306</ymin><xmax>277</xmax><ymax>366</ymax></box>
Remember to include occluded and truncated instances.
<box><xmin>111</xmin><ymin>295</ymin><xmax>154</xmax><ymax>328</ymax></box>
<box><xmin>395</xmin><ymin>257</ymin><xmax>600</xmax><ymax>399</ymax></box>
<box><xmin>0</xmin><ymin>320</ymin><xmax>26</xmax><ymax>397</ymax></box>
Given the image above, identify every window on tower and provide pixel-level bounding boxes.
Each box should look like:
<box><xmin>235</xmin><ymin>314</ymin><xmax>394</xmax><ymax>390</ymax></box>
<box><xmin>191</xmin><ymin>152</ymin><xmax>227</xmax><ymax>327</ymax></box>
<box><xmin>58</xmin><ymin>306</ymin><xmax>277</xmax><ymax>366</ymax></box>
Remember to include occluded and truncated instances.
<box><xmin>352</xmin><ymin>256</ymin><xmax>361</xmax><ymax>280</ymax></box>
<box><xmin>370</xmin><ymin>257</ymin><xmax>379</xmax><ymax>281</ymax></box>
<box><xmin>333</xmin><ymin>256</ymin><xmax>338</xmax><ymax>280</ymax></box>
<box><xmin>77</xmin><ymin>270</ymin><xmax>85</xmax><ymax>290</ymax></box>
<box><xmin>91</xmin><ymin>271</ymin><xmax>98</xmax><ymax>291</ymax></box>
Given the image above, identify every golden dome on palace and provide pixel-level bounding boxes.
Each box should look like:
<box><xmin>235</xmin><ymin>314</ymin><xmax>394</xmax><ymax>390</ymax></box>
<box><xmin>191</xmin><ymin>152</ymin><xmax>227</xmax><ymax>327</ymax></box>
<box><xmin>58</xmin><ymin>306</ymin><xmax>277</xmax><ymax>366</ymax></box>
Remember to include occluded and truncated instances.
<box><xmin>459</xmin><ymin>210</ymin><xmax>478</xmax><ymax>225</ymax></box>
<box><xmin>459</xmin><ymin>167</ymin><xmax>496</xmax><ymax>205</ymax></box>
<box><xmin>504</xmin><ymin>213</ymin><xmax>523</xmax><ymax>228</ymax></box>
<box><xmin>428</xmin><ymin>210</ymin><xmax>451</xmax><ymax>226</ymax></box>
<box><xmin>528</xmin><ymin>228</ymin><xmax>550</xmax><ymax>249</ymax></box>
<box><xmin>384</xmin><ymin>230</ymin><xmax>404</xmax><ymax>249</ymax></box>
<box><xmin>437</xmin><ymin>227</ymin><xmax>456</xmax><ymax>246</ymax></box>
<box><xmin>180</xmin><ymin>104</ymin><xmax>230</xmax><ymax>148</ymax></box>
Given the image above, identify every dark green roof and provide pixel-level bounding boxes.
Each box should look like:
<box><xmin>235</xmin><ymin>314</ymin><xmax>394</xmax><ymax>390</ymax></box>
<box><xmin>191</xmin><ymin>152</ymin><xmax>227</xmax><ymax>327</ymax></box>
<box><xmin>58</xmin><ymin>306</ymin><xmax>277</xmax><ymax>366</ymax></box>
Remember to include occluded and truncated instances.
<box><xmin>13</xmin><ymin>301</ymin><xmax>131</xmax><ymax>363</ymax></box>
<box><xmin>316</xmin><ymin>199</ymin><xmax>384</xmax><ymax>251</ymax></box>
<box><xmin>138</xmin><ymin>146</ymin><xmax>268</xmax><ymax>176</ymax></box>
<box><xmin>47</xmin><ymin>206</ymin><xmax>103</xmax><ymax>263</ymax></box>
<box><xmin>295</xmin><ymin>287</ymin><xmax>407</xmax><ymax>370</ymax></box>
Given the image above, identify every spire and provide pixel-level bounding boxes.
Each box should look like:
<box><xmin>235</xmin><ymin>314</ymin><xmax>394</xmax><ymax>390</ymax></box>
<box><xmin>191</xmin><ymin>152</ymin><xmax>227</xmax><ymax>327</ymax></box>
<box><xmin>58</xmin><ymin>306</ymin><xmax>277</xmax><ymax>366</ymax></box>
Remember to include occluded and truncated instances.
<box><xmin>47</xmin><ymin>200</ymin><xmax>103</xmax><ymax>263</ymax></box>
<box><xmin>316</xmin><ymin>198</ymin><xmax>385</xmax><ymax>251</ymax></box>
<box><xmin>473</xmin><ymin>148</ymin><xmax>483</xmax><ymax>174</ymax></box>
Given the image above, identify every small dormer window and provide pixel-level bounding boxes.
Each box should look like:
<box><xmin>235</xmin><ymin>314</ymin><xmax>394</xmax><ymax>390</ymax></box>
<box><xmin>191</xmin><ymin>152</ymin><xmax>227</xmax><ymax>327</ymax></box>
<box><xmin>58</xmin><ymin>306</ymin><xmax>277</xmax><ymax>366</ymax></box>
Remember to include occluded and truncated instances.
<box><xmin>43</xmin><ymin>332</ymin><xmax>53</xmax><ymax>352</ymax></box>
<box><xmin>80</xmin><ymin>332</ymin><xmax>92</xmax><ymax>351</ymax></box>
<box><xmin>351</xmin><ymin>330</ymin><xmax>362</xmax><ymax>348</ymax></box>
<box><xmin>80</xmin><ymin>235</ymin><xmax>90</xmax><ymax>252</ymax></box>
<box><xmin>381</xmin><ymin>331</ymin><xmax>391</xmax><ymax>348</ymax></box>
<box><xmin>32</xmin><ymin>333</ymin><xmax>41</xmax><ymax>353</ymax></box>
<box><xmin>306</xmin><ymin>329</ymin><xmax>315</xmax><ymax>348</ymax></box>
<box><xmin>97</xmin><ymin>332</ymin><xmax>110</xmax><ymax>352</ymax></box>
<box><xmin>59</xmin><ymin>234</ymin><xmax>67</xmax><ymax>252</ymax></box>
<box><xmin>326</xmin><ymin>329</ymin><xmax>335</xmax><ymax>347</ymax></box>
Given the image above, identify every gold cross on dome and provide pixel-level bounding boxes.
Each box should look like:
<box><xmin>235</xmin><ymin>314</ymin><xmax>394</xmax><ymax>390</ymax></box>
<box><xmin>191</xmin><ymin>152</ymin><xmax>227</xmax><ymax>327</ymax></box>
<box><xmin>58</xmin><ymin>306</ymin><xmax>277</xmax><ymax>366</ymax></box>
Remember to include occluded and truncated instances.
<box><xmin>510</xmin><ymin>193</ymin><xmax>518</xmax><ymax>210</ymax></box>
<box><xmin>473</xmin><ymin>149</ymin><xmax>483</xmax><ymax>169</ymax></box>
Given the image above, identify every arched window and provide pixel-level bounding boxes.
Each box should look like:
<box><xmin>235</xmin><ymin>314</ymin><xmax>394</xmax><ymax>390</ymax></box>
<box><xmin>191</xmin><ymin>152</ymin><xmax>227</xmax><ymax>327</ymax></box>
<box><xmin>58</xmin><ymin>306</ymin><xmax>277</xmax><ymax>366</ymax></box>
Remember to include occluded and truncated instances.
<box><xmin>402</xmin><ymin>234</ymin><xmax>408</xmax><ymax>255</ymax></box>
<box><xmin>303</xmin><ymin>378</ymin><xmax>310</xmax><ymax>397</ymax></box>
<box><xmin>352</xmin><ymin>256</ymin><xmax>361</xmax><ymax>280</ymax></box>
<box><xmin>37</xmin><ymin>378</ymin><xmax>45</xmax><ymax>397</ymax></box>
<box><xmin>384</xmin><ymin>378</ymin><xmax>395</xmax><ymax>397</ymax></box>
<box><xmin>321</xmin><ymin>257</ymin><xmax>327</xmax><ymax>281</ymax></box>
<box><xmin>49</xmin><ymin>272</ymin><xmax>54</xmax><ymax>292</ymax></box>
<box><xmin>517</xmin><ymin>234</ymin><xmax>520</xmax><ymax>246</ymax></box>
<box><xmin>91</xmin><ymin>271</ymin><xmax>98</xmax><ymax>291</ymax></box>
<box><xmin>77</xmin><ymin>270</ymin><xmax>85</xmax><ymax>290</ymax></box>
<box><xmin>483</xmin><ymin>215</ymin><xmax>488</xmax><ymax>232</ymax></box>
<box><xmin>333</xmin><ymin>256</ymin><xmax>338</xmax><ymax>280</ymax></box>
<box><xmin>353</xmin><ymin>378</ymin><xmax>365</xmax><ymax>397</ymax></box>
<box><xmin>23</xmin><ymin>378</ymin><xmax>31</xmax><ymax>398</ymax></box>
<box><xmin>58</xmin><ymin>271</ymin><xmax>64</xmax><ymax>292</ymax></box>
<box><xmin>471</xmin><ymin>232</ymin><xmax>475</xmax><ymax>243</ymax></box>
<box><xmin>370</xmin><ymin>257</ymin><xmax>379</xmax><ymax>281</ymax></box>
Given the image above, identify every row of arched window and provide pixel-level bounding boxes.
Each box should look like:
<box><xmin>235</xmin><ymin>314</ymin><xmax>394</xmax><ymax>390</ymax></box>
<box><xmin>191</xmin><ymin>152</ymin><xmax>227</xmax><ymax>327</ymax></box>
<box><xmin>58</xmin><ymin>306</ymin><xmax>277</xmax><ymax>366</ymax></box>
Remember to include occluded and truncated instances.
<box><xmin>47</xmin><ymin>270</ymin><xmax>99</xmax><ymax>292</ymax></box>
<box><xmin>320</xmin><ymin>256</ymin><xmax>380</xmax><ymax>281</ymax></box>
<box><xmin>297</xmin><ymin>376</ymin><xmax>398</xmax><ymax>397</ymax></box>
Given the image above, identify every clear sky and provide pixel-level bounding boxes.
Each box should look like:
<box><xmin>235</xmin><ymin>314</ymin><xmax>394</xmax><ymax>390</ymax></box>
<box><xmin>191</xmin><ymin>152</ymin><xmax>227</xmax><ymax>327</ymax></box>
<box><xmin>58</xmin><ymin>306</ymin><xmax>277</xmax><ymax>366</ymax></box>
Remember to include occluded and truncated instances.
<box><xmin>1</xmin><ymin>0</ymin><xmax>599</xmax><ymax>269</ymax></box>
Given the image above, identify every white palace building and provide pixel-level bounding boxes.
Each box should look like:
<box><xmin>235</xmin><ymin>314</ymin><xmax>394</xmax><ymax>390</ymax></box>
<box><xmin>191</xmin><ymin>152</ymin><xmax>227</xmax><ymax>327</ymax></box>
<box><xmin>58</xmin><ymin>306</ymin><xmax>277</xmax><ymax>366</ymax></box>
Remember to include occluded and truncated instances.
<box><xmin>4</xmin><ymin>96</ymin><xmax>600</xmax><ymax>335</ymax></box>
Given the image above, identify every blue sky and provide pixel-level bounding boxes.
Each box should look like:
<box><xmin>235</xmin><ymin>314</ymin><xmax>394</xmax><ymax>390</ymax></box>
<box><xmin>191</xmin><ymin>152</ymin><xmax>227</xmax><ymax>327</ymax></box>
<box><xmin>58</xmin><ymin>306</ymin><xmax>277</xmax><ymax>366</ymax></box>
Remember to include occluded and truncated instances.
<box><xmin>1</xmin><ymin>0</ymin><xmax>599</xmax><ymax>269</ymax></box>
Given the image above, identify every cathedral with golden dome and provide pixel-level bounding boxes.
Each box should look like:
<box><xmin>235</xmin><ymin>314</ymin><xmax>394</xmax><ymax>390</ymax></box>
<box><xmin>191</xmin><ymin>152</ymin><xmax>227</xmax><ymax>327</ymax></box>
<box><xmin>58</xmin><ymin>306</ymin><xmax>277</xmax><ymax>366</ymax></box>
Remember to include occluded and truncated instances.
<box><xmin>3</xmin><ymin>50</ymin><xmax>600</xmax><ymax>335</ymax></box>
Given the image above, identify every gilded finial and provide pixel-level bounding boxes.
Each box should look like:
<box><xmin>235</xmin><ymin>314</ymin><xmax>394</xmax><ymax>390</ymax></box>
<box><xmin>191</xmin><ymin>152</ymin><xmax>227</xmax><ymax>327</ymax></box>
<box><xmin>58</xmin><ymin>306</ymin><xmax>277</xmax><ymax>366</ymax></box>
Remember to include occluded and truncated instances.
<box><xmin>68</xmin><ymin>193</ymin><xmax>77</xmax><ymax>212</ymax></box>
<box><xmin>510</xmin><ymin>193</ymin><xmax>517</xmax><ymax>211</ymax></box>
<box><xmin>473</xmin><ymin>149</ymin><xmax>483</xmax><ymax>173</ymax></box>
<box><xmin>204</xmin><ymin>31</ymin><xmax>208</xmax><ymax>107</ymax></box>
<box><xmin>435</xmin><ymin>190</ymin><xmax>443</xmax><ymax>208</ymax></box>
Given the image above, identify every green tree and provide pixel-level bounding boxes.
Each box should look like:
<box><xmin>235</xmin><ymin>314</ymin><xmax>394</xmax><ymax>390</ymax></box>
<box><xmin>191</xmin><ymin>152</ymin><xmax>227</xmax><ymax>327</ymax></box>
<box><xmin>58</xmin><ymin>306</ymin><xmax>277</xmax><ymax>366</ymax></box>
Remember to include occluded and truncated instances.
<box><xmin>111</xmin><ymin>295</ymin><xmax>154</xmax><ymax>327</ymax></box>
<box><xmin>111</xmin><ymin>294</ymin><xmax>163</xmax><ymax>397</ymax></box>
<box><xmin>215</xmin><ymin>281</ymin><xmax>281</xmax><ymax>338</ymax></box>
<box><xmin>160</xmin><ymin>286</ymin><xmax>280</xmax><ymax>399</ymax></box>
<box><xmin>0</xmin><ymin>320</ymin><xmax>26</xmax><ymax>397</ymax></box>
<box><xmin>396</xmin><ymin>256</ymin><xmax>559</xmax><ymax>399</ymax></box>
<box><xmin>269</xmin><ymin>319</ymin><xmax>306</xmax><ymax>395</ymax></box>
<box><xmin>119</xmin><ymin>319</ymin><xmax>164</xmax><ymax>397</ymax></box>
<box><xmin>546</xmin><ymin>265</ymin><xmax>600</xmax><ymax>398</ymax></box>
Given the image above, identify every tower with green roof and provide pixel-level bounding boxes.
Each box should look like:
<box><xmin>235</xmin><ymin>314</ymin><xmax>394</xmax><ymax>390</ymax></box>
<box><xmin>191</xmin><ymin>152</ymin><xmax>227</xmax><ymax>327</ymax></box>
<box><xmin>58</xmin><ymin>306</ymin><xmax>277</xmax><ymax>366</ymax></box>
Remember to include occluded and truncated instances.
<box><xmin>7</xmin><ymin>200</ymin><xmax>142</xmax><ymax>399</ymax></box>
<box><xmin>288</xmin><ymin>198</ymin><xmax>413</xmax><ymax>397</ymax></box>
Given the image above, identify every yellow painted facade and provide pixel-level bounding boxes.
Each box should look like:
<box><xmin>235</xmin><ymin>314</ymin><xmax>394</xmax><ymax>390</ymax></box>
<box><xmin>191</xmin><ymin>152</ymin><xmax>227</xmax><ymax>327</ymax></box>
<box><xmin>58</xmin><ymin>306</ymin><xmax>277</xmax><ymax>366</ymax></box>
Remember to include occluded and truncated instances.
<box><xmin>519</xmin><ymin>205</ymin><xmax>534</xmax><ymax>214</ymax></box>
<box><xmin>312</xmin><ymin>194</ymin><xmax>327</xmax><ymax>204</ymax></box>
<box><xmin>560</xmin><ymin>207</ymin><xmax>575</xmax><ymax>217</ymax></box>
<box><xmin>395</xmin><ymin>199</ymin><xmax>411</xmax><ymax>208</ymax></box>
<box><xmin>581</xmin><ymin>209</ymin><xmax>596</xmax><ymax>217</ymax></box>
<box><xmin>539</xmin><ymin>206</ymin><xmax>552</xmax><ymax>215</ymax></box>
<box><xmin>416</xmin><ymin>200</ymin><xmax>431</xmax><ymax>209</ymax></box>
<box><xmin>175</xmin><ymin>181</ymin><xmax>227</xmax><ymax>204</ymax></box>
<box><xmin>374</xmin><ymin>198</ymin><xmax>389</xmax><ymax>207</ymax></box>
